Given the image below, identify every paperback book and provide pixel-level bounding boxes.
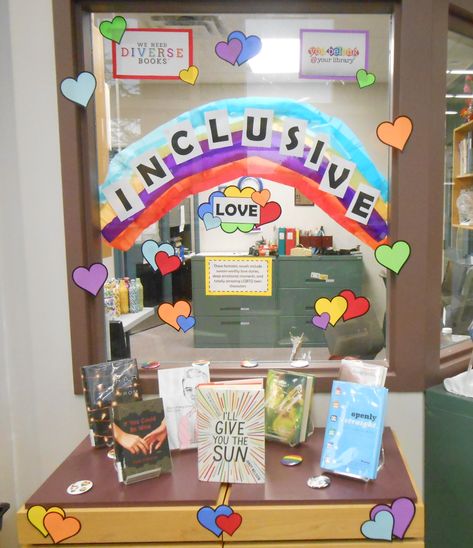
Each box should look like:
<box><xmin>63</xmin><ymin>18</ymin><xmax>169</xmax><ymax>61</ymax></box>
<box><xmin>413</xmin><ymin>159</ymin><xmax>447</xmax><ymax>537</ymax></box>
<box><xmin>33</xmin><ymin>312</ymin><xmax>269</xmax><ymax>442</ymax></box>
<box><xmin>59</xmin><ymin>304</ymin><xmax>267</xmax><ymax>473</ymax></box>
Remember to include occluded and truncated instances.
<box><xmin>265</xmin><ymin>369</ymin><xmax>316</xmax><ymax>446</ymax></box>
<box><xmin>81</xmin><ymin>358</ymin><xmax>142</xmax><ymax>448</ymax></box>
<box><xmin>320</xmin><ymin>380</ymin><xmax>388</xmax><ymax>480</ymax></box>
<box><xmin>158</xmin><ymin>365</ymin><xmax>210</xmax><ymax>450</ymax></box>
<box><xmin>197</xmin><ymin>379</ymin><xmax>265</xmax><ymax>484</ymax></box>
<box><xmin>112</xmin><ymin>397</ymin><xmax>172</xmax><ymax>484</ymax></box>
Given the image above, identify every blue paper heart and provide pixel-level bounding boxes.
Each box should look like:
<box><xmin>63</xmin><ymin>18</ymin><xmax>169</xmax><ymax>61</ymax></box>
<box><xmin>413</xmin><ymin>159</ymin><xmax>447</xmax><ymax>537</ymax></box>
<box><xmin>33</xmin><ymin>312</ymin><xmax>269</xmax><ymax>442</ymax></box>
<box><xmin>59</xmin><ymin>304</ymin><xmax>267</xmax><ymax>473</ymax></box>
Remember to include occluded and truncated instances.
<box><xmin>361</xmin><ymin>510</ymin><xmax>394</xmax><ymax>541</ymax></box>
<box><xmin>141</xmin><ymin>240</ymin><xmax>175</xmax><ymax>271</ymax></box>
<box><xmin>60</xmin><ymin>71</ymin><xmax>97</xmax><ymax>107</ymax></box>
<box><xmin>197</xmin><ymin>505</ymin><xmax>234</xmax><ymax>537</ymax></box>
<box><xmin>198</xmin><ymin>191</ymin><xmax>225</xmax><ymax>220</ymax></box>
<box><xmin>177</xmin><ymin>315</ymin><xmax>196</xmax><ymax>333</ymax></box>
<box><xmin>227</xmin><ymin>31</ymin><xmax>262</xmax><ymax>65</ymax></box>
<box><xmin>203</xmin><ymin>213</ymin><xmax>222</xmax><ymax>230</ymax></box>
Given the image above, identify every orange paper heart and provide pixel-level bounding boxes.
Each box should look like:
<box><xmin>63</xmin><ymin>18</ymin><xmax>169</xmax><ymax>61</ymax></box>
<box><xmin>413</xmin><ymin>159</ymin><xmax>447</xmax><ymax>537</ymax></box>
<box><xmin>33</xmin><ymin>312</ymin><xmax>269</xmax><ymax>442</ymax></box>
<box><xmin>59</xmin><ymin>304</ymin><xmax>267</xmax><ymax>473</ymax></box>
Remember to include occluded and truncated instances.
<box><xmin>27</xmin><ymin>505</ymin><xmax>65</xmax><ymax>537</ymax></box>
<box><xmin>157</xmin><ymin>300</ymin><xmax>192</xmax><ymax>330</ymax></box>
<box><xmin>376</xmin><ymin>116</ymin><xmax>413</xmax><ymax>151</ymax></box>
<box><xmin>251</xmin><ymin>189</ymin><xmax>271</xmax><ymax>207</ymax></box>
<box><xmin>179</xmin><ymin>65</ymin><xmax>199</xmax><ymax>85</ymax></box>
<box><xmin>43</xmin><ymin>512</ymin><xmax>81</xmax><ymax>544</ymax></box>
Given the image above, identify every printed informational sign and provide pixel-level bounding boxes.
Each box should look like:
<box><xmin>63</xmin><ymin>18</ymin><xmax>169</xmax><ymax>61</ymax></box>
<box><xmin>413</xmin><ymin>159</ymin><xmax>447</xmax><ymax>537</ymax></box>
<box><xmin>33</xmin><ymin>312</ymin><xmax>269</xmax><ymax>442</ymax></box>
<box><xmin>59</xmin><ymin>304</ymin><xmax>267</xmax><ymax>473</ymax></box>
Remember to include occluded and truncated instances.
<box><xmin>299</xmin><ymin>29</ymin><xmax>368</xmax><ymax>80</ymax></box>
<box><xmin>113</xmin><ymin>28</ymin><xmax>193</xmax><ymax>80</ymax></box>
<box><xmin>205</xmin><ymin>257</ymin><xmax>272</xmax><ymax>296</ymax></box>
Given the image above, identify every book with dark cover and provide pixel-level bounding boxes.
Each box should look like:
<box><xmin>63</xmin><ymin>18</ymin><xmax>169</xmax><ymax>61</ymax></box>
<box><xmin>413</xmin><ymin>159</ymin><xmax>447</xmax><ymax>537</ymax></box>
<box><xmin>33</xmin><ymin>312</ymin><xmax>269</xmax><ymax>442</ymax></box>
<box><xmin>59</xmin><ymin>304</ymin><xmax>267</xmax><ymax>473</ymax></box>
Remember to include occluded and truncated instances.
<box><xmin>112</xmin><ymin>397</ymin><xmax>172</xmax><ymax>484</ymax></box>
<box><xmin>81</xmin><ymin>358</ymin><xmax>141</xmax><ymax>448</ymax></box>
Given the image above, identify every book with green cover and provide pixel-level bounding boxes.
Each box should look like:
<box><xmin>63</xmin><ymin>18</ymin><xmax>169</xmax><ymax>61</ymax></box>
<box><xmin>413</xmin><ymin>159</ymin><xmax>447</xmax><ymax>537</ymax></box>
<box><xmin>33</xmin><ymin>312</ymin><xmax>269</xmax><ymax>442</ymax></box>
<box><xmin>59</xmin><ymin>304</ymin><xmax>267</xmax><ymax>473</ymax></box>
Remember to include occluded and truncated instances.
<box><xmin>112</xmin><ymin>397</ymin><xmax>172</xmax><ymax>484</ymax></box>
<box><xmin>265</xmin><ymin>369</ymin><xmax>315</xmax><ymax>446</ymax></box>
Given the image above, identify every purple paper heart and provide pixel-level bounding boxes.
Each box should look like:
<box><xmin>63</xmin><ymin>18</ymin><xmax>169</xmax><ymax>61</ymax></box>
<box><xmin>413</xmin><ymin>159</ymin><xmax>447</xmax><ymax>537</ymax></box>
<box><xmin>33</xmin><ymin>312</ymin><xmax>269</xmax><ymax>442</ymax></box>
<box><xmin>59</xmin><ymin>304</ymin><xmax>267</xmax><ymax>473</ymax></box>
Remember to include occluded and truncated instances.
<box><xmin>198</xmin><ymin>191</ymin><xmax>225</xmax><ymax>220</ymax></box>
<box><xmin>312</xmin><ymin>312</ymin><xmax>330</xmax><ymax>330</ymax></box>
<box><xmin>370</xmin><ymin>497</ymin><xmax>416</xmax><ymax>539</ymax></box>
<box><xmin>215</xmin><ymin>38</ymin><xmax>243</xmax><ymax>65</ymax></box>
<box><xmin>228</xmin><ymin>30</ymin><xmax>262</xmax><ymax>65</ymax></box>
<box><xmin>177</xmin><ymin>315</ymin><xmax>196</xmax><ymax>333</ymax></box>
<box><xmin>72</xmin><ymin>263</ymin><xmax>108</xmax><ymax>296</ymax></box>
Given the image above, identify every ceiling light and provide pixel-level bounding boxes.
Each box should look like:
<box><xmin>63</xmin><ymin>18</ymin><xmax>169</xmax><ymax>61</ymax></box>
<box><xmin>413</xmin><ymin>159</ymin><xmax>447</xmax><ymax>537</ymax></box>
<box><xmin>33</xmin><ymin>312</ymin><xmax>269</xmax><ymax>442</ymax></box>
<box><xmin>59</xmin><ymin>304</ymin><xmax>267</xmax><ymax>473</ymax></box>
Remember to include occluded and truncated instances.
<box><xmin>454</xmin><ymin>94</ymin><xmax>473</xmax><ymax>99</ymax></box>
<box><xmin>446</xmin><ymin>69</ymin><xmax>473</xmax><ymax>75</ymax></box>
<box><xmin>445</xmin><ymin>111</ymin><xmax>457</xmax><ymax>115</ymax></box>
<box><xmin>248</xmin><ymin>39</ymin><xmax>300</xmax><ymax>74</ymax></box>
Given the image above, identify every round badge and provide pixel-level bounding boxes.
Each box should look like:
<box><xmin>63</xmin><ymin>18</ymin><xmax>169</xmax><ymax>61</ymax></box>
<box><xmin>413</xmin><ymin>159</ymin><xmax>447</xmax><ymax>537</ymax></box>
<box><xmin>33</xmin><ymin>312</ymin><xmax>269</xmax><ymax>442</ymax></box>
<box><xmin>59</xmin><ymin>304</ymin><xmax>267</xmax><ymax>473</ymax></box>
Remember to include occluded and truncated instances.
<box><xmin>192</xmin><ymin>360</ymin><xmax>210</xmax><ymax>367</ymax></box>
<box><xmin>280</xmin><ymin>454</ymin><xmax>303</xmax><ymax>466</ymax></box>
<box><xmin>107</xmin><ymin>448</ymin><xmax>116</xmax><ymax>460</ymax></box>
<box><xmin>67</xmin><ymin>480</ymin><xmax>93</xmax><ymax>495</ymax></box>
<box><xmin>241</xmin><ymin>360</ymin><xmax>258</xmax><ymax>368</ymax></box>
<box><xmin>307</xmin><ymin>475</ymin><xmax>331</xmax><ymax>489</ymax></box>
<box><xmin>290</xmin><ymin>360</ymin><xmax>309</xmax><ymax>368</ymax></box>
<box><xmin>140</xmin><ymin>361</ymin><xmax>160</xmax><ymax>370</ymax></box>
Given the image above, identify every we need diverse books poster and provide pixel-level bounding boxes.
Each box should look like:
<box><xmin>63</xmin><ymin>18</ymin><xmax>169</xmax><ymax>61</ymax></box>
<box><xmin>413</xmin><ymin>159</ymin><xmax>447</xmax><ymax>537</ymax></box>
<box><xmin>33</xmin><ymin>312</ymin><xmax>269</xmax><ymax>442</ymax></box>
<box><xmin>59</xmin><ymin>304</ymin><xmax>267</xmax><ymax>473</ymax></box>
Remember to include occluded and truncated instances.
<box><xmin>197</xmin><ymin>379</ymin><xmax>265</xmax><ymax>484</ymax></box>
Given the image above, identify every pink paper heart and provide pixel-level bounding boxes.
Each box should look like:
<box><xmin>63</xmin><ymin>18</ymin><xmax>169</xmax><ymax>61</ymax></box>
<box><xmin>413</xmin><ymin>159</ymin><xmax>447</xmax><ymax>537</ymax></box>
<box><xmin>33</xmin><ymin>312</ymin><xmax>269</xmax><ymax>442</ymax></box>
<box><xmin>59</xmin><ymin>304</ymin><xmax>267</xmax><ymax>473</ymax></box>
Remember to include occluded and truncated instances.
<box><xmin>370</xmin><ymin>497</ymin><xmax>415</xmax><ymax>539</ymax></box>
<box><xmin>312</xmin><ymin>312</ymin><xmax>330</xmax><ymax>330</ymax></box>
<box><xmin>215</xmin><ymin>39</ymin><xmax>243</xmax><ymax>65</ymax></box>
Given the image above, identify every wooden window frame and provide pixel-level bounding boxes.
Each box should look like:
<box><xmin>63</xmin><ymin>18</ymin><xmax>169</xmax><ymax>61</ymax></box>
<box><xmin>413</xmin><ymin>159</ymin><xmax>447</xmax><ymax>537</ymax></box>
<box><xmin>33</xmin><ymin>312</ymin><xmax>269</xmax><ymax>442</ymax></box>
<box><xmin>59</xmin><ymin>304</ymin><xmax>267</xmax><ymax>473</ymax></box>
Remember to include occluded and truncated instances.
<box><xmin>52</xmin><ymin>0</ymin><xmax>473</xmax><ymax>394</ymax></box>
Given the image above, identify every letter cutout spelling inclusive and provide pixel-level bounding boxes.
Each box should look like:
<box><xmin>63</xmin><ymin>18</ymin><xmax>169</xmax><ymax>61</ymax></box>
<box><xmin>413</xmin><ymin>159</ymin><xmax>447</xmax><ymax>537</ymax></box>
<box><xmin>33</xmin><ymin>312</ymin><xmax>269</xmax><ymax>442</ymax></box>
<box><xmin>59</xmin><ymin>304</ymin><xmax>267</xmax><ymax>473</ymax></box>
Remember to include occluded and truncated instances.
<box><xmin>99</xmin><ymin>98</ymin><xmax>388</xmax><ymax>250</ymax></box>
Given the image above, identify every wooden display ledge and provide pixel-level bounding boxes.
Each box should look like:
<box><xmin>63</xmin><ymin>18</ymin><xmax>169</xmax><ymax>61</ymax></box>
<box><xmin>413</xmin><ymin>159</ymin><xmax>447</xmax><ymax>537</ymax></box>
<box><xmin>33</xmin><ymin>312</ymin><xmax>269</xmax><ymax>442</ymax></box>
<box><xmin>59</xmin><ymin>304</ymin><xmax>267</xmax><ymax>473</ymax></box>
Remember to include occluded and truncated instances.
<box><xmin>17</xmin><ymin>428</ymin><xmax>424</xmax><ymax>546</ymax></box>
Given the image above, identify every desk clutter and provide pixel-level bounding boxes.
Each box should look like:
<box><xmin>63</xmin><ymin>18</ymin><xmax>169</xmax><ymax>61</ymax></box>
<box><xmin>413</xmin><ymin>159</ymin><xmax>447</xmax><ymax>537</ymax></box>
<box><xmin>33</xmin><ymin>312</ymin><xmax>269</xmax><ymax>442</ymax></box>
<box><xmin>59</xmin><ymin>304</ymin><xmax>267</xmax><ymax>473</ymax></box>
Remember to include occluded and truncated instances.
<box><xmin>80</xmin><ymin>358</ymin><xmax>388</xmax><ymax>488</ymax></box>
<box><xmin>104</xmin><ymin>277</ymin><xmax>144</xmax><ymax>318</ymax></box>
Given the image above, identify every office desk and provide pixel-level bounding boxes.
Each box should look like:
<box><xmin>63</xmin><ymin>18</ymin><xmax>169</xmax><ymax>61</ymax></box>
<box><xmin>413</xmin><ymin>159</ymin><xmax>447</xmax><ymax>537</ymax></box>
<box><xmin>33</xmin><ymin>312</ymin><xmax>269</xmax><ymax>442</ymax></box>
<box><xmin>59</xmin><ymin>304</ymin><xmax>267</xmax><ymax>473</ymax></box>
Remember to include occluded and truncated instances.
<box><xmin>17</xmin><ymin>428</ymin><xmax>423</xmax><ymax>546</ymax></box>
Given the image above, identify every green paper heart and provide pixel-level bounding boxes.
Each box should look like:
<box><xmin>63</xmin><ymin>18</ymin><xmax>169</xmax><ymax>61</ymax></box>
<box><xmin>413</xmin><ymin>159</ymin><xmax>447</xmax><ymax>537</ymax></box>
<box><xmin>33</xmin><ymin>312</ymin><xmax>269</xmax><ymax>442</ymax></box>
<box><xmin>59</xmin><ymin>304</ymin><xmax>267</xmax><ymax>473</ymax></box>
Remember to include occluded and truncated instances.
<box><xmin>221</xmin><ymin>222</ymin><xmax>255</xmax><ymax>234</ymax></box>
<box><xmin>99</xmin><ymin>16</ymin><xmax>127</xmax><ymax>44</ymax></box>
<box><xmin>356</xmin><ymin>69</ymin><xmax>376</xmax><ymax>89</ymax></box>
<box><xmin>375</xmin><ymin>241</ymin><xmax>411</xmax><ymax>274</ymax></box>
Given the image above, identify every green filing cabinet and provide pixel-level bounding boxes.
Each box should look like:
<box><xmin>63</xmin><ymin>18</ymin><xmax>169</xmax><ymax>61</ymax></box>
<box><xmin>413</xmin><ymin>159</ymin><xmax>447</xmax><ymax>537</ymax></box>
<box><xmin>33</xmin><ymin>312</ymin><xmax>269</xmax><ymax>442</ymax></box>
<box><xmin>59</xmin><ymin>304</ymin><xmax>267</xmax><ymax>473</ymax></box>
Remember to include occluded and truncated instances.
<box><xmin>425</xmin><ymin>384</ymin><xmax>473</xmax><ymax>547</ymax></box>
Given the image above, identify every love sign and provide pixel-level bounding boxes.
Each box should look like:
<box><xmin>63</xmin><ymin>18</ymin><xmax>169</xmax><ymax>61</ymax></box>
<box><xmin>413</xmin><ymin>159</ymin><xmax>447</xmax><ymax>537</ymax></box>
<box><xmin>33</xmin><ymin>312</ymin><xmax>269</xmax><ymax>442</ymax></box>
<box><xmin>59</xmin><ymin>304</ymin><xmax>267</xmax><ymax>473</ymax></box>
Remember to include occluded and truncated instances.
<box><xmin>213</xmin><ymin>197</ymin><xmax>260</xmax><ymax>223</ymax></box>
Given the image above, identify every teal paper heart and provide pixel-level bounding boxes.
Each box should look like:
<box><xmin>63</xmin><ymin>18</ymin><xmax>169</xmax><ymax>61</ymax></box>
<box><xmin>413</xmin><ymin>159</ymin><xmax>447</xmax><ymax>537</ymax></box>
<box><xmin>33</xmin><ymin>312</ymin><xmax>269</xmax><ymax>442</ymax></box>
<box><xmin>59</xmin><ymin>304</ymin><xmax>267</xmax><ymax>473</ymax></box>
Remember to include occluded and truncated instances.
<box><xmin>361</xmin><ymin>510</ymin><xmax>394</xmax><ymax>541</ymax></box>
<box><xmin>221</xmin><ymin>222</ymin><xmax>254</xmax><ymax>234</ymax></box>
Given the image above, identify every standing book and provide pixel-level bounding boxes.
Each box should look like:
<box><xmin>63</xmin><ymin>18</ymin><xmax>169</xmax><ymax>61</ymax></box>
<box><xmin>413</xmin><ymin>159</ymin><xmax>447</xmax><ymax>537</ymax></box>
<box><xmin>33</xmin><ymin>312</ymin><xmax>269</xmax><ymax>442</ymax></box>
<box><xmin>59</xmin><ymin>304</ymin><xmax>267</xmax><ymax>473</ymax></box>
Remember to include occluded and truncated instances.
<box><xmin>320</xmin><ymin>380</ymin><xmax>388</xmax><ymax>480</ymax></box>
<box><xmin>197</xmin><ymin>379</ymin><xmax>265</xmax><ymax>484</ymax></box>
<box><xmin>112</xmin><ymin>398</ymin><xmax>172</xmax><ymax>484</ymax></box>
<box><xmin>158</xmin><ymin>365</ymin><xmax>210</xmax><ymax>450</ymax></box>
<box><xmin>265</xmin><ymin>369</ymin><xmax>315</xmax><ymax>446</ymax></box>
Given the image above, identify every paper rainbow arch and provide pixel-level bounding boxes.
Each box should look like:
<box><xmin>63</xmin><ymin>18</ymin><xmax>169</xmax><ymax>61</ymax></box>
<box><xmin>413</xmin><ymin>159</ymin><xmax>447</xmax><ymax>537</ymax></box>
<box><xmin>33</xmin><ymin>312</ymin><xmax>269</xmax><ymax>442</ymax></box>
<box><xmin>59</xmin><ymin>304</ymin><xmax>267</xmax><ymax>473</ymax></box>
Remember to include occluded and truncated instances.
<box><xmin>100</xmin><ymin>97</ymin><xmax>388</xmax><ymax>250</ymax></box>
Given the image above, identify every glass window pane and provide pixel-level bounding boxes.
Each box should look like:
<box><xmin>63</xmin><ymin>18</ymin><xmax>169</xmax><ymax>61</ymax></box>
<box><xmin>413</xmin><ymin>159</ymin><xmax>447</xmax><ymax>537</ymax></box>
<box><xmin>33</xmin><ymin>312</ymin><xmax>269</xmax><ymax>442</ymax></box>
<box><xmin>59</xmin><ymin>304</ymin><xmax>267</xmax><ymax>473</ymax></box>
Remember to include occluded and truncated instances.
<box><xmin>443</xmin><ymin>30</ymin><xmax>473</xmax><ymax>349</ymax></box>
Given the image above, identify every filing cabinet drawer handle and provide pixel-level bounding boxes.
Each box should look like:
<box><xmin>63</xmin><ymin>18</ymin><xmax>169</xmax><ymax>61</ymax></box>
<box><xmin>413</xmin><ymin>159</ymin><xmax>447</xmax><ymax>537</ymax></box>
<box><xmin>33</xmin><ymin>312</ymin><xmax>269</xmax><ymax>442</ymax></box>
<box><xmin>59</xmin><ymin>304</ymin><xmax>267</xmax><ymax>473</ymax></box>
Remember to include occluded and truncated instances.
<box><xmin>221</xmin><ymin>321</ymin><xmax>250</xmax><ymax>326</ymax></box>
<box><xmin>220</xmin><ymin>307</ymin><xmax>251</xmax><ymax>311</ymax></box>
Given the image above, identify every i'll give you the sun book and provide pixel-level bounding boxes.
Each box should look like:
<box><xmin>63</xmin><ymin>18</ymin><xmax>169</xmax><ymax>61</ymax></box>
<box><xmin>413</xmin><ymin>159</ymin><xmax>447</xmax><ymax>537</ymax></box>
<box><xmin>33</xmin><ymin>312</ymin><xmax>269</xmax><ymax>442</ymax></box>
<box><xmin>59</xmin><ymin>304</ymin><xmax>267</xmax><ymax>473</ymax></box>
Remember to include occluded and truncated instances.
<box><xmin>197</xmin><ymin>379</ymin><xmax>265</xmax><ymax>484</ymax></box>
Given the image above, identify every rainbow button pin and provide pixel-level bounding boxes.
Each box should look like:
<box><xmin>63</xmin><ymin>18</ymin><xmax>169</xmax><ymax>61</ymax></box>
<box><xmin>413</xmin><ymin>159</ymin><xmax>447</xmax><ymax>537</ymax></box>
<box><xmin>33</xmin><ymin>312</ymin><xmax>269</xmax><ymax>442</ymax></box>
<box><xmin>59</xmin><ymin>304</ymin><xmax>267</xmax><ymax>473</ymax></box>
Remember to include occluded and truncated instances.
<box><xmin>280</xmin><ymin>454</ymin><xmax>303</xmax><ymax>466</ymax></box>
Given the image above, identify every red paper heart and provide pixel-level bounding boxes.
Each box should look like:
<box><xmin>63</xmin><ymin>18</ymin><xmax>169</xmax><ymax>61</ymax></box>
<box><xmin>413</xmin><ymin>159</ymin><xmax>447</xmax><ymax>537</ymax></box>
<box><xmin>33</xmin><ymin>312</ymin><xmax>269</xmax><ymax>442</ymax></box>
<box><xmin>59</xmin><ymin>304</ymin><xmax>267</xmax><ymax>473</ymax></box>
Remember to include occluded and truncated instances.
<box><xmin>339</xmin><ymin>289</ymin><xmax>370</xmax><ymax>321</ymax></box>
<box><xmin>258</xmin><ymin>201</ymin><xmax>282</xmax><ymax>227</ymax></box>
<box><xmin>215</xmin><ymin>513</ymin><xmax>243</xmax><ymax>536</ymax></box>
<box><xmin>155</xmin><ymin>251</ymin><xmax>181</xmax><ymax>276</ymax></box>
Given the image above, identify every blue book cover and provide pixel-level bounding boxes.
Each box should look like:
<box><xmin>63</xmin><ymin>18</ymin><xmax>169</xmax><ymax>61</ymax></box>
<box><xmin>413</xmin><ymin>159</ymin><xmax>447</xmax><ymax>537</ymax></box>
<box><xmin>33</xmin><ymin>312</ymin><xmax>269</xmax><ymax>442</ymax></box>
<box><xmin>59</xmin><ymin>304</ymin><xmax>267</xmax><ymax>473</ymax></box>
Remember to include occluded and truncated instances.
<box><xmin>320</xmin><ymin>381</ymin><xmax>388</xmax><ymax>480</ymax></box>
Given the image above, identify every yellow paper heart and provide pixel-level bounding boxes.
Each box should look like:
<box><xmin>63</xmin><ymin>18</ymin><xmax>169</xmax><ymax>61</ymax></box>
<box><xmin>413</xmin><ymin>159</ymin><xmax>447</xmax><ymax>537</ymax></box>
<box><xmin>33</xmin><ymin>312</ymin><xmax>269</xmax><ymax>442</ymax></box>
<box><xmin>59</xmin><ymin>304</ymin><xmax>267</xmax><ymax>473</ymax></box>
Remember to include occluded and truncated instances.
<box><xmin>314</xmin><ymin>296</ymin><xmax>348</xmax><ymax>326</ymax></box>
<box><xmin>27</xmin><ymin>505</ymin><xmax>65</xmax><ymax>537</ymax></box>
<box><xmin>224</xmin><ymin>185</ymin><xmax>255</xmax><ymax>198</ymax></box>
<box><xmin>179</xmin><ymin>65</ymin><xmax>199</xmax><ymax>85</ymax></box>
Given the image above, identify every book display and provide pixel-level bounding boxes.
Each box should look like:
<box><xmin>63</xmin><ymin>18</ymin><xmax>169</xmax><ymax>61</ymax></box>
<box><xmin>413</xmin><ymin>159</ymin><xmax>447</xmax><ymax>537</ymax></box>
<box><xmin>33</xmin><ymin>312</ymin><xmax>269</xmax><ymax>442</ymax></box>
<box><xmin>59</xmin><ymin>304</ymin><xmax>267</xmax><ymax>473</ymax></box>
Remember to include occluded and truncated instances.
<box><xmin>452</xmin><ymin>120</ymin><xmax>473</xmax><ymax>228</ymax></box>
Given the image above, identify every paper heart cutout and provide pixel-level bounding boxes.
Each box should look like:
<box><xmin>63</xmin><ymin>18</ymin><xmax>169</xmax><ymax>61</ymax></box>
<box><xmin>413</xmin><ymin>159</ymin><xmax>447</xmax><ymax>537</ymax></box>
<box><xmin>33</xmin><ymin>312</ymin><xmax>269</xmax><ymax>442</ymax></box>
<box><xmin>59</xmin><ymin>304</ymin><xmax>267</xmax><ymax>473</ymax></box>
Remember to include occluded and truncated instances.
<box><xmin>198</xmin><ymin>191</ymin><xmax>225</xmax><ymax>219</ymax></box>
<box><xmin>221</xmin><ymin>222</ymin><xmax>254</xmax><ymax>233</ymax></box>
<box><xmin>339</xmin><ymin>289</ymin><xmax>370</xmax><ymax>321</ymax></box>
<box><xmin>43</xmin><ymin>512</ymin><xmax>82</xmax><ymax>544</ymax></box>
<box><xmin>177</xmin><ymin>314</ymin><xmax>196</xmax><ymax>333</ymax></box>
<box><xmin>179</xmin><ymin>65</ymin><xmax>199</xmax><ymax>85</ymax></box>
<box><xmin>99</xmin><ymin>16</ymin><xmax>127</xmax><ymax>43</ymax></box>
<box><xmin>314</xmin><ymin>296</ymin><xmax>348</xmax><ymax>326</ymax></box>
<box><xmin>196</xmin><ymin>505</ymin><xmax>234</xmax><ymax>537</ymax></box>
<box><xmin>356</xmin><ymin>68</ymin><xmax>376</xmax><ymax>88</ymax></box>
<box><xmin>203</xmin><ymin>212</ymin><xmax>222</xmax><ymax>230</ymax></box>
<box><xmin>312</xmin><ymin>313</ymin><xmax>330</xmax><ymax>330</ymax></box>
<box><xmin>224</xmin><ymin>185</ymin><xmax>255</xmax><ymax>198</ymax></box>
<box><xmin>215</xmin><ymin>512</ymin><xmax>243</xmax><ymax>536</ymax></box>
<box><xmin>72</xmin><ymin>263</ymin><xmax>108</xmax><ymax>296</ymax></box>
<box><xmin>155</xmin><ymin>251</ymin><xmax>181</xmax><ymax>276</ymax></box>
<box><xmin>361</xmin><ymin>510</ymin><xmax>394</xmax><ymax>541</ymax></box>
<box><xmin>227</xmin><ymin>31</ymin><xmax>262</xmax><ymax>65</ymax></box>
<box><xmin>142</xmin><ymin>240</ymin><xmax>175</xmax><ymax>271</ymax></box>
<box><xmin>215</xmin><ymin>38</ymin><xmax>243</xmax><ymax>65</ymax></box>
<box><xmin>60</xmin><ymin>72</ymin><xmax>96</xmax><ymax>107</ymax></box>
<box><xmin>158</xmin><ymin>300</ymin><xmax>192</xmax><ymax>330</ymax></box>
<box><xmin>27</xmin><ymin>505</ymin><xmax>65</xmax><ymax>537</ymax></box>
<box><xmin>251</xmin><ymin>189</ymin><xmax>271</xmax><ymax>207</ymax></box>
<box><xmin>258</xmin><ymin>202</ymin><xmax>282</xmax><ymax>227</ymax></box>
<box><xmin>370</xmin><ymin>497</ymin><xmax>416</xmax><ymax>539</ymax></box>
<box><xmin>376</xmin><ymin>116</ymin><xmax>413</xmax><ymax>151</ymax></box>
<box><xmin>375</xmin><ymin>240</ymin><xmax>411</xmax><ymax>274</ymax></box>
